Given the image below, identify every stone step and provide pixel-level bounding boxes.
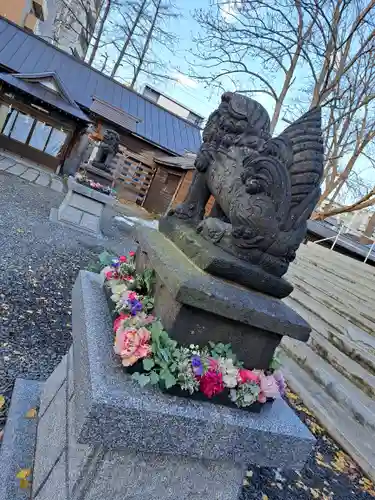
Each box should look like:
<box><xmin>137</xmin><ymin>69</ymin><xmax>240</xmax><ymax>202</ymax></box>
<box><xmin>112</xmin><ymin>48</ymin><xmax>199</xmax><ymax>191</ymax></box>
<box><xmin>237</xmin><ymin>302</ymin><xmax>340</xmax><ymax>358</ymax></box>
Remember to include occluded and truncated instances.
<box><xmin>284</xmin><ymin>295</ymin><xmax>375</xmax><ymax>376</ymax></box>
<box><xmin>287</xmin><ymin>283</ymin><xmax>375</xmax><ymax>343</ymax></box>
<box><xmin>0</xmin><ymin>378</ymin><xmax>42</xmax><ymax>500</ymax></box>
<box><xmin>281</xmin><ymin>339</ymin><xmax>375</xmax><ymax>434</ymax></box>
<box><xmin>289</xmin><ymin>276</ymin><xmax>375</xmax><ymax>335</ymax></box>
<box><xmin>279</xmin><ymin>351</ymin><xmax>375</xmax><ymax>482</ymax></box>
<box><xmin>290</xmin><ymin>258</ymin><xmax>375</xmax><ymax>306</ymax></box>
<box><xmin>297</xmin><ymin>242</ymin><xmax>375</xmax><ymax>278</ymax></box>
<box><xmin>295</xmin><ymin>246</ymin><xmax>375</xmax><ymax>295</ymax></box>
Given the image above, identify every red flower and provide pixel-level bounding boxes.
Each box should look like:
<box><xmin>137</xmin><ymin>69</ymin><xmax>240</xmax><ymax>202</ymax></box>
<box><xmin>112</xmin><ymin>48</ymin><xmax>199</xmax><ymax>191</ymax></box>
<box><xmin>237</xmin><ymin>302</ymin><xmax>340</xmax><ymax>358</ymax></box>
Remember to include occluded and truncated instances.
<box><xmin>200</xmin><ymin>369</ymin><xmax>225</xmax><ymax>398</ymax></box>
<box><xmin>128</xmin><ymin>291</ymin><xmax>138</xmax><ymax>301</ymax></box>
<box><xmin>105</xmin><ymin>270</ymin><xmax>114</xmax><ymax>280</ymax></box>
<box><xmin>124</xmin><ymin>276</ymin><xmax>134</xmax><ymax>282</ymax></box>
<box><xmin>119</xmin><ymin>256</ymin><xmax>127</xmax><ymax>263</ymax></box>
<box><xmin>113</xmin><ymin>313</ymin><xmax>130</xmax><ymax>332</ymax></box>
<box><xmin>129</xmin><ymin>251</ymin><xmax>136</xmax><ymax>257</ymax></box>
<box><xmin>238</xmin><ymin>369</ymin><xmax>260</xmax><ymax>385</ymax></box>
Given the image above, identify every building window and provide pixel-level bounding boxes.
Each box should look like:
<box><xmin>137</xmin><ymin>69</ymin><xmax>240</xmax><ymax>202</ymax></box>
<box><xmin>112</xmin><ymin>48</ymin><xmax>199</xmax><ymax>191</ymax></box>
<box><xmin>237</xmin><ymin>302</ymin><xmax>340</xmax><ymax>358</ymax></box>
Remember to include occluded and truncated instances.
<box><xmin>143</xmin><ymin>86</ymin><xmax>160</xmax><ymax>103</ymax></box>
<box><xmin>44</xmin><ymin>128</ymin><xmax>68</xmax><ymax>157</ymax></box>
<box><xmin>0</xmin><ymin>103</ymin><xmax>69</xmax><ymax>157</ymax></box>
<box><xmin>10</xmin><ymin>112</ymin><xmax>34</xmax><ymax>143</ymax></box>
<box><xmin>29</xmin><ymin>121</ymin><xmax>52</xmax><ymax>150</ymax></box>
<box><xmin>187</xmin><ymin>111</ymin><xmax>203</xmax><ymax>127</ymax></box>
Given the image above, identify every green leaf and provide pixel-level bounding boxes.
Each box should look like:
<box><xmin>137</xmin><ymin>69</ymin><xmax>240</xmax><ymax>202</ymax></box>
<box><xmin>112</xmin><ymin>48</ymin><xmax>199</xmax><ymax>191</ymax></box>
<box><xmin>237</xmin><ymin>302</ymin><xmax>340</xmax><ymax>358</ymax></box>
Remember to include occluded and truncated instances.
<box><xmin>164</xmin><ymin>371</ymin><xmax>177</xmax><ymax>389</ymax></box>
<box><xmin>150</xmin><ymin>371</ymin><xmax>160</xmax><ymax>385</ymax></box>
<box><xmin>132</xmin><ymin>373</ymin><xmax>150</xmax><ymax>387</ymax></box>
<box><xmin>99</xmin><ymin>251</ymin><xmax>114</xmax><ymax>266</ymax></box>
<box><xmin>143</xmin><ymin>358</ymin><xmax>155</xmax><ymax>371</ymax></box>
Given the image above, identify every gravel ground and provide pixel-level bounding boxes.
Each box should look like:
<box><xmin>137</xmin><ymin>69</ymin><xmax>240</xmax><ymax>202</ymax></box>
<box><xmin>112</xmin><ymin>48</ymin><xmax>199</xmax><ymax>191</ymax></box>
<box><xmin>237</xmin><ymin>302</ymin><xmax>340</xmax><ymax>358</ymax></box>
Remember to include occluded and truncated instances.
<box><xmin>0</xmin><ymin>172</ymin><xmax>133</xmax><ymax>428</ymax></box>
<box><xmin>1</xmin><ymin>171</ymin><xmax>375</xmax><ymax>499</ymax></box>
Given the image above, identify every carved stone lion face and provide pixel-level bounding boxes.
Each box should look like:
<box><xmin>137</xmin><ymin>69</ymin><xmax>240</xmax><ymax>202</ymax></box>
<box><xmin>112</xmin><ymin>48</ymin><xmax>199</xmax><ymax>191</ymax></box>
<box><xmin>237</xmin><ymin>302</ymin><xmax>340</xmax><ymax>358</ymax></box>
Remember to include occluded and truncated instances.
<box><xmin>103</xmin><ymin>129</ymin><xmax>120</xmax><ymax>145</ymax></box>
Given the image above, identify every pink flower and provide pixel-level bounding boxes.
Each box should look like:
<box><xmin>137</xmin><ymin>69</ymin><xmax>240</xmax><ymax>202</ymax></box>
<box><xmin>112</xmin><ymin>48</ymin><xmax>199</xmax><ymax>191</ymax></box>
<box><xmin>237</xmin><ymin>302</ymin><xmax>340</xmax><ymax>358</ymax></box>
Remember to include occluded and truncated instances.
<box><xmin>143</xmin><ymin>315</ymin><xmax>155</xmax><ymax>324</ymax></box>
<box><xmin>105</xmin><ymin>270</ymin><xmax>114</xmax><ymax>280</ymax></box>
<box><xmin>119</xmin><ymin>256</ymin><xmax>127</xmax><ymax>263</ymax></box>
<box><xmin>208</xmin><ymin>358</ymin><xmax>219</xmax><ymax>370</ymax></box>
<box><xmin>128</xmin><ymin>291</ymin><xmax>138</xmax><ymax>301</ymax></box>
<box><xmin>129</xmin><ymin>251</ymin><xmax>136</xmax><ymax>257</ymax></box>
<box><xmin>238</xmin><ymin>369</ymin><xmax>260</xmax><ymax>385</ymax></box>
<box><xmin>124</xmin><ymin>276</ymin><xmax>134</xmax><ymax>281</ymax></box>
<box><xmin>200</xmin><ymin>369</ymin><xmax>225</xmax><ymax>398</ymax></box>
<box><xmin>259</xmin><ymin>374</ymin><xmax>280</xmax><ymax>399</ymax></box>
<box><xmin>113</xmin><ymin>313</ymin><xmax>130</xmax><ymax>333</ymax></box>
<box><xmin>114</xmin><ymin>326</ymin><xmax>151</xmax><ymax>367</ymax></box>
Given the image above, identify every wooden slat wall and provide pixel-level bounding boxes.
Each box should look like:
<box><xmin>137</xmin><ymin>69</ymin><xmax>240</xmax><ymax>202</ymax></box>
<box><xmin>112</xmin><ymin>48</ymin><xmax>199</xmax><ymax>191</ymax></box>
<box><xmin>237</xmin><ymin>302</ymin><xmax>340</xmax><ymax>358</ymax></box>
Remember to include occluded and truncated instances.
<box><xmin>112</xmin><ymin>145</ymin><xmax>156</xmax><ymax>205</ymax></box>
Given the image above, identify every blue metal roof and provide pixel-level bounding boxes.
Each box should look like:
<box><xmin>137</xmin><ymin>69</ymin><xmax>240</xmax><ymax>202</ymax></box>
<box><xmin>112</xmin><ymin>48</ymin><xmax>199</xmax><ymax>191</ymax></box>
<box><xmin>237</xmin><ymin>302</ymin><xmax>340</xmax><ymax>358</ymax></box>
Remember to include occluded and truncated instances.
<box><xmin>0</xmin><ymin>72</ymin><xmax>91</xmax><ymax>122</ymax></box>
<box><xmin>0</xmin><ymin>18</ymin><xmax>202</xmax><ymax>155</ymax></box>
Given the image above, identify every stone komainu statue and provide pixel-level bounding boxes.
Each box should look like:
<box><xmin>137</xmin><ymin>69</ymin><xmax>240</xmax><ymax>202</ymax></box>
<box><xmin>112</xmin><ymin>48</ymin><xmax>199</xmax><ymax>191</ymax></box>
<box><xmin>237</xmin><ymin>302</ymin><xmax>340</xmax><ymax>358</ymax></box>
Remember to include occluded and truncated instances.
<box><xmin>92</xmin><ymin>129</ymin><xmax>120</xmax><ymax>172</ymax></box>
<box><xmin>173</xmin><ymin>92</ymin><xmax>324</xmax><ymax>278</ymax></box>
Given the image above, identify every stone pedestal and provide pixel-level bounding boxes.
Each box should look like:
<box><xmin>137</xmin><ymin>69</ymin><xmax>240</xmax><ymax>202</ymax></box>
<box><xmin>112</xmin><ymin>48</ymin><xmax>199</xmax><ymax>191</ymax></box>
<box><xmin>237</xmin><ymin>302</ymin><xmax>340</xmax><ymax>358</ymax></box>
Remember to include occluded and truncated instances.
<box><xmin>136</xmin><ymin>228</ymin><xmax>311</xmax><ymax>370</ymax></box>
<box><xmin>29</xmin><ymin>271</ymin><xmax>313</xmax><ymax>500</ymax></box>
<box><xmin>53</xmin><ymin>177</ymin><xmax>114</xmax><ymax>236</ymax></box>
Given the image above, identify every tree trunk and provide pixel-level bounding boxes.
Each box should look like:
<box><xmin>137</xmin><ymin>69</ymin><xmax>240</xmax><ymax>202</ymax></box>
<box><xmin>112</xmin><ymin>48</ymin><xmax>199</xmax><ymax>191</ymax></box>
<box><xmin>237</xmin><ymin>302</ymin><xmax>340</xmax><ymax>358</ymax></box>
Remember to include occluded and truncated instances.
<box><xmin>110</xmin><ymin>0</ymin><xmax>148</xmax><ymax>78</ymax></box>
<box><xmin>88</xmin><ymin>0</ymin><xmax>112</xmax><ymax>66</ymax></box>
<box><xmin>130</xmin><ymin>0</ymin><xmax>161</xmax><ymax>88</ymax></box>
<box><xmin>360</xmin><ymin>212</ymin><xmax>375</xmax><ymax>244</ymax></box>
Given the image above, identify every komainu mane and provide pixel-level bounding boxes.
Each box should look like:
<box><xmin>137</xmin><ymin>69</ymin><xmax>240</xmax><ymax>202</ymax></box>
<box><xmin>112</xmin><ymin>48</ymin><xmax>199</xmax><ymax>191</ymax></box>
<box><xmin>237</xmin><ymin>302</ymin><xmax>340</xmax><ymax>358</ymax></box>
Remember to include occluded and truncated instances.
<box><xmin>172</xmin><ymin>92</ymin><xmax>324</xmax><ymax>278</ymax></box>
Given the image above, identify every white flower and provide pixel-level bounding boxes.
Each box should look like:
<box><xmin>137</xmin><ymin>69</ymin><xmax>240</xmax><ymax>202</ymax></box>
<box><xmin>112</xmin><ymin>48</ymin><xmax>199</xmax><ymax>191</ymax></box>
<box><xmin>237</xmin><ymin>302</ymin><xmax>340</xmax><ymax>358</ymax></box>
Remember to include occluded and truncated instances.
<box><xmin>219</xmin><ymin>357</ymin><xmax>238</xmax><ymax>388</ymax></box>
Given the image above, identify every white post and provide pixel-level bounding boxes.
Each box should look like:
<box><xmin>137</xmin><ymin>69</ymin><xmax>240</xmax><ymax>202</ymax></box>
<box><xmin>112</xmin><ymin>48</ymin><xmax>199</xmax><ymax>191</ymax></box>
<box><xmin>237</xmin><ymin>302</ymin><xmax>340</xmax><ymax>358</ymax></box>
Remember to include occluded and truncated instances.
<box><xmin>364</xmin><ymin>240</ymin><xmax>375</xmax><ymax>264</ymax></box>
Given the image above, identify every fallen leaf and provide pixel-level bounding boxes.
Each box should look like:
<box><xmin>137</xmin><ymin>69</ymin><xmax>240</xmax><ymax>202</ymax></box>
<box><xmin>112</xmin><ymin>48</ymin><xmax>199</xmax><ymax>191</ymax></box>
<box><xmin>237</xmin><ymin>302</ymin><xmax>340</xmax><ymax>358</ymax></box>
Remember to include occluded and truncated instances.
<box><xmin>25</xmin><ymin>408</ymin><xmax>38</xmax><ymax>419</ymax></box>
<box><xmin>16</xmin><ymin>469</ymin><xmax>31</xmax><ymax>480</ymax></box>
<box><xmin>0</xmin><ymin>395</ymin><xmax>5</xmax><ymax>409</ymax></box>
<box><xmin>262</xmin><ymin>495</ymin><xmax>269</xmax><ymax>500</ymax></box>
<box><xmin>19</xmin><ymin>478</ymin><xmax>30</xmax><ymax>489</ymax></box>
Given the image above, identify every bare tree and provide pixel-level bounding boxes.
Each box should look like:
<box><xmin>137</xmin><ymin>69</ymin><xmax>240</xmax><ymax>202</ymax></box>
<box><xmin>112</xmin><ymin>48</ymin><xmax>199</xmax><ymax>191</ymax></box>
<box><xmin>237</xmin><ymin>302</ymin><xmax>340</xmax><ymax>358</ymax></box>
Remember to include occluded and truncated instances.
<box><xmin>191</xmin><ymin>0</ymin><xmax>375</xmax><ymax>216</ymax></box>
<box><xmin>88</xmin><ymin>0</ymin><xmax>113</xmax><ymax>65</ymax></box>
<box><xmin>107</xmin><ymin>0</ymin><xmax>179</xmax><ymax>88</ymax></box>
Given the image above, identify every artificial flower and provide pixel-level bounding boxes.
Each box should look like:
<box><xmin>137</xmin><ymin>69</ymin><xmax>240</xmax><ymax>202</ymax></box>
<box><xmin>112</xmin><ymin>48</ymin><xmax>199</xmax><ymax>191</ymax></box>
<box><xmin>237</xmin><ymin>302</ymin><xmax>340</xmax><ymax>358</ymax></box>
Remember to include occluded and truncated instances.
<box><xmin>114</xmin><ymin>326</ymin><xmax>151</xmax><ymax>366</ymax></box>
<box><xmin>259</xmin><ymin>373</ymin><xmax>280</xmax><ymax>400</ymax></box>
<box><xmin>200</xmin><ymin>369</ymin><xmax>225</xmax><ymax>398</ymax></box>
<box><xmin>208</xmin><ymin>358</ymin><xmax>219</xmax><ymax>371</ymax></box>
<box><xmin>191</xmin><ymin>355</ymin><xmax>204</xmax><ymax>376</ymax></box>
<box><xmin>119</xmin><ymin>256</ymin><xmax>127</xmax><ymax>263</ymax></box>
<box><xmin>105</xmin><ymin>270</ymin><xmax>114</xmax><ymax>280</ymax></box>
<box><xmin>129</xmin><ymin>251</ymin><xmax>136</xmax><ymax>257</ymax></box>
<box><xmin>113</xmin><ymin>313</ymin><xmax>130</xmax><ymax>333</ymax></box>
<box><xmin>111</xmin><ymin>258</ymin><xmax>120</xmax><ymax>267</ymax></box>
<box><xmin>238</xmin><ymin>369</ymin><xmax>260</xmax><ymax>385</ymax></box>
<box><xmin>219</xmin><ymin>357</ymin><xmax>238</xmax><ymax>388</ymax></box>
<box><xmin>128</xmin><ymin>291</ymin><xmax>138</xmax><ymax>300</ymax></box>
<box><xmin>273</xmin><ymin>369</ymin><xmax>286</xmax><ymax>396</ymax></box>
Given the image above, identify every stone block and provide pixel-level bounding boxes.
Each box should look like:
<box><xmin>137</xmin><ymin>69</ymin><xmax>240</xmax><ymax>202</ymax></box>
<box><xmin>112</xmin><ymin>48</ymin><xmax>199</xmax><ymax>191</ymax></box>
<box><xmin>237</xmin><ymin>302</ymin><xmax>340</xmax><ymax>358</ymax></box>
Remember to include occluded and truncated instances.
<box><xmin>59</xmin><ymin>205</ymin><xmax>83</xmax><ymax>225</ymax></box>
<box><xmin>80</xmin><ymin>213</ymin><xmax>101</xmax><ymax>233</ymax></box>
<box><xmin>67</xmin><ymin>176</ymin><xmax>115</xmax><ymax>206</ymax></box>
<box><xmin>39</xmin><ymin>354</ymin><xmax>68</xmax><ymax>418</ymax></box>
<box><xmin>71</xmin><ymin>271</ymin><xmax>315</xmax><ymax>470</ymax></box>
<box><xmin>85</xmin><ymin>450</ymin><xmax>245</xmax><ymax>500</ymax></box>
<box><xmin>35</xmin><ymin>172</ymin><xmax>50</xmax><ymax>187</ymax></box>
<box><xmin>7</xmin><ymin>163</ymin><xmax>27</xmax><ymax>176</ymax></box>
<box><xmin>0</xmin><ymin>158</ymin><xmax>15</xmax><ymax>170</ymax></box>
<box><xmin>70</xmin><ymin>193</ymin><xmax>103</xmax><ymax>216</ymax></box>
<box><xmin>0</xmin><ymin>379</ymin><xmax>42</xmax><ymax>500</ymax></box>
<box><xmin>51</xmin><ymin>178</ymin><xmax>64</xmax><ymax>193</ymax></box>
<box><xmin>21</xmin><ymin>168</ymin><xmax>39</xmax><ymax>182</ymax></box>
<box><xmin>33</xmin><ymin>382</ymin><xmax>67</xmax><ymax>494</ymax></box>
<box><xmin>135</xmin><ymin>228</ymin><xmax>310</xmax><ymax>368</ymax></box>
<box><xmin>34</xmin><ymin>452</ymin><xmax>66</xmax><ymax>500</ymax></box>
<box><xmin>159</xmin><ymin>216</ymin><xmax>293</xmax><ymax>298</ymax></box>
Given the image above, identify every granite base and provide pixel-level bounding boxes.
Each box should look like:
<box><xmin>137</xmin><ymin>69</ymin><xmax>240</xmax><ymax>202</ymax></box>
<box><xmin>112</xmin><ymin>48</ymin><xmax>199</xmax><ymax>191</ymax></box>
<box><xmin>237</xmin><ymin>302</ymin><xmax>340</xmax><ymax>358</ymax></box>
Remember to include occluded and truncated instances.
<box><xmin>27</xmin><ymin>270</ymin><xmax>314</xmax><ymax>499</ymax></box>
<box><xmin>55</xmin><ymin>177</ymin><xmax>114</xmax><ymax>236</ymax></box>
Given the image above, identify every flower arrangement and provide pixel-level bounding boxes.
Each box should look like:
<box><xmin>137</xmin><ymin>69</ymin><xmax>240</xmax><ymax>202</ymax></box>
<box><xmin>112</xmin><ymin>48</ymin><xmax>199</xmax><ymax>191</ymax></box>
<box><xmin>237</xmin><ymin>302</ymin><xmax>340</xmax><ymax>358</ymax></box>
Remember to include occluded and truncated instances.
<box><xmin>99</xmin><ymin>251</ymin><xmax>286</xmax><ymax>410</ymax></box>
<box><xmin>75</xmin><ymin>172</ymin><xmax>116</xmax><ymax>196</ymax></box>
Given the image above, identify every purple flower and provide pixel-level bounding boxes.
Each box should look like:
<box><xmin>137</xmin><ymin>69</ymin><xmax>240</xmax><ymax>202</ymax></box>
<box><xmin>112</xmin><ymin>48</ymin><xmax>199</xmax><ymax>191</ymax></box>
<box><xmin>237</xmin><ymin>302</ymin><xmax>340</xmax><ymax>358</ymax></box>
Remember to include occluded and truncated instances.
<box><xmin>128</xmin><ymin>298</ymin><xmax>143</xmax><ymax>316</ymax></box>
<box><xmin>191</xmin><ymin>355</ymin><xmax>203</xmax><ymax>376</ymax></box>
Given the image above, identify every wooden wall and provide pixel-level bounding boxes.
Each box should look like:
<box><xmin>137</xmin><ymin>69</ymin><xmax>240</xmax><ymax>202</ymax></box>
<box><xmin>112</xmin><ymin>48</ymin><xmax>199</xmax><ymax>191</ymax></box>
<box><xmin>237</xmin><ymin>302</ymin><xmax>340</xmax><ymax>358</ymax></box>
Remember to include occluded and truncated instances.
<box><xmin>172</xmin><ymin>169</ymin><xmax>214</xmax><ymax>215</ymax></box>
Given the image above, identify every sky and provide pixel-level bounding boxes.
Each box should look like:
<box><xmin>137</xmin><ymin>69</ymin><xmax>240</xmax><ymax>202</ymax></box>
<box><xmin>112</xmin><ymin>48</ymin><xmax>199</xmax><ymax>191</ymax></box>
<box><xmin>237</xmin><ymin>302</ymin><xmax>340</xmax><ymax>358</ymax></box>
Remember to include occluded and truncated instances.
<box><xmin>130</xmin><ymin>0</ymin><xmax>222</xmax><ymax>120</ymax></box>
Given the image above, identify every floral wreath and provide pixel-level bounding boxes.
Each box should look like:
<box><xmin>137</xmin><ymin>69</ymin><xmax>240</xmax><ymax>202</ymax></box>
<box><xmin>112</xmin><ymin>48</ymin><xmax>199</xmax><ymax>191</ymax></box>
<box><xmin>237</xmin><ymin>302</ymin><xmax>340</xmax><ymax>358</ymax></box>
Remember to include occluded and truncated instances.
<box><xmin>99</xmin><ymin>251</ymin><xmax>286</xmax><ymax>410</ymax></box>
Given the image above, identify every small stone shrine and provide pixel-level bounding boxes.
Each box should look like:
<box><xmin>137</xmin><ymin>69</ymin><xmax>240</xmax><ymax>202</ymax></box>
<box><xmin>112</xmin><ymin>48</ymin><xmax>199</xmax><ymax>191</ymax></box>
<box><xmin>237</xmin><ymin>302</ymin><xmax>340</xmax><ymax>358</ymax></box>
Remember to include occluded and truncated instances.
<box><xmin>0</xmin><ymin>93</ymin><xmax>321</xmax><ymax>500</ymax></box>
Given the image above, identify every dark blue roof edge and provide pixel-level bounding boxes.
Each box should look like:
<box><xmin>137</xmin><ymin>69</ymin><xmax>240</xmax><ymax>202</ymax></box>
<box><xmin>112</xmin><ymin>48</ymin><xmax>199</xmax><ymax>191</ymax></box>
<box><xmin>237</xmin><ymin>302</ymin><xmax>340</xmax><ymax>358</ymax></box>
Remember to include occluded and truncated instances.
<box><xmin>0</xmin><ymin>16</ymin><xmax>203</xmax><ymax>133</ymax></box>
